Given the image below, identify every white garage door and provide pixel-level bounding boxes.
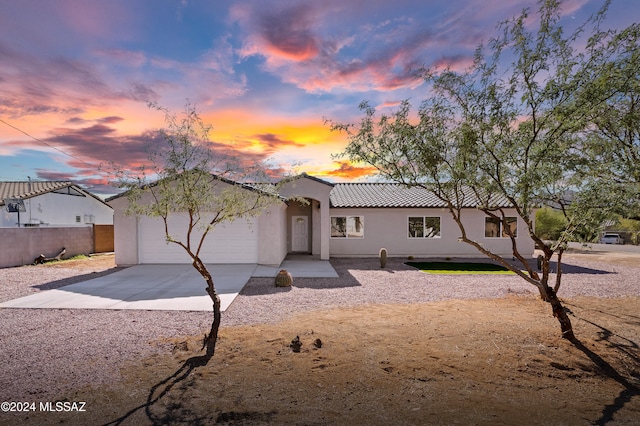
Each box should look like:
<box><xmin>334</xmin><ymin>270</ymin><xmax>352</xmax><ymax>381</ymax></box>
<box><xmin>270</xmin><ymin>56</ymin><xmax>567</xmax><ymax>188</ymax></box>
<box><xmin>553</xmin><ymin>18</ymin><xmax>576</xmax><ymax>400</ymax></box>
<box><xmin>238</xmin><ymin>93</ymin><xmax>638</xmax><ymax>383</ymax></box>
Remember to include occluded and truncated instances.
<box><xmin>138</xmin><ymin>214</ymin><xmax>258</xmax><ymax>263</ymax></box>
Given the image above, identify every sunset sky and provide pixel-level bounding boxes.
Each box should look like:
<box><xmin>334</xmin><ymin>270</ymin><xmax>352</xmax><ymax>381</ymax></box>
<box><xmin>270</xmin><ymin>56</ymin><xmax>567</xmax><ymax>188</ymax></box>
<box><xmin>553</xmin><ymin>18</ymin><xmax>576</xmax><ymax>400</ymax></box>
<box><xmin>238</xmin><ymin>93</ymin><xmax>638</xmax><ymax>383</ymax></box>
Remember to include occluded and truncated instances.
<box><xmin>1</xmin><ymin>0</ymin><xmax>637</xmax><ymax>197</ymax></box>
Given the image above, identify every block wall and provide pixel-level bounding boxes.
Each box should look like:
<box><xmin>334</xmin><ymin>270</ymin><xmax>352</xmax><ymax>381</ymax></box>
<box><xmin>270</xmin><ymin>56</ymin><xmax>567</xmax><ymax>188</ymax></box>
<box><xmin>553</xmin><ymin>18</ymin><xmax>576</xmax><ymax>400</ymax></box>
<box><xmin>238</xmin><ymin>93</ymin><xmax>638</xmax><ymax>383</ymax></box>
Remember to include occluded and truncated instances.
<box><xmin>0</xmin><ymin>226</ymin><xmax>94</xmax><ymax>268</ymax></box>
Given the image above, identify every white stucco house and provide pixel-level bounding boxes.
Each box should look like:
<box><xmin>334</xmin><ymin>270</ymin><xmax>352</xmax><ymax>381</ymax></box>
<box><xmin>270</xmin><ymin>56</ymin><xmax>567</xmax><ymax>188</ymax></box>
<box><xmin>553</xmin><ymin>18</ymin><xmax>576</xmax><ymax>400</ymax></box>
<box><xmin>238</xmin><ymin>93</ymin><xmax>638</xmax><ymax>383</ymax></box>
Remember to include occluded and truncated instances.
<box><xmin>108</xmin><ymin>174</ymin><xmax>535</xmax><ymax>267</ymax></box>
<box><xmin>0</xmin><ymin>181</ymin><xmax>113</xmax><ymax>228</ymax></box>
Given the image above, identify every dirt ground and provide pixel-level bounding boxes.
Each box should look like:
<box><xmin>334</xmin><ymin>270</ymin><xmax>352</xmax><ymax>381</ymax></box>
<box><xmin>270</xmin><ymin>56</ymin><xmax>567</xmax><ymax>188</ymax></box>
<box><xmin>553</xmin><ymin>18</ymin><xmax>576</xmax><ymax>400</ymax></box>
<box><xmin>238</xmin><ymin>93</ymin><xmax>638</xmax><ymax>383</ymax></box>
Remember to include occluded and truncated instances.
<box><xmin>41</xmin><ymin>253</ymin><xmax>117</xmax><ymax>270</ymax></box>
<box><xmin>16</xmin><ymin>252</ymin><xmax>640</xmax><ymax>425</ymax></box>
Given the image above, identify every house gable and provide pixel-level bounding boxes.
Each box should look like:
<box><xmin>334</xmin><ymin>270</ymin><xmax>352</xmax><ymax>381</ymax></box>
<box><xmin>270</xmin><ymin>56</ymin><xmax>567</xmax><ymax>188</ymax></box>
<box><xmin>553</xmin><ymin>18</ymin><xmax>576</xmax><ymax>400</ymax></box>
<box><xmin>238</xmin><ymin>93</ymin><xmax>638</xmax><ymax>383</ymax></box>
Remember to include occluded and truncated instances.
<box><xmin>278</xmin><ymin>174</ymin><xmax>334</xmax><ymax>260</ymax></box>
<box><xmin>0</xmin><ymin>181</ymin><xmax>113</xmax><ymax>227</ymax></box>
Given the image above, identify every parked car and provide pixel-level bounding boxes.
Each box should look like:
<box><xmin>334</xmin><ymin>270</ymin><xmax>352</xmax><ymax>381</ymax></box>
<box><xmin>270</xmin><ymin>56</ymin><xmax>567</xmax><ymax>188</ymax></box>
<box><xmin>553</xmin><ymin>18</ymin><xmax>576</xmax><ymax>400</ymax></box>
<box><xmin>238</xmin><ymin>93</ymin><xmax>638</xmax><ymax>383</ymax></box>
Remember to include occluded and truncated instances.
<box><xmin>600</xmin><ymin>233</ymin><xmax>624</xmax><ymax>244</ymax></box>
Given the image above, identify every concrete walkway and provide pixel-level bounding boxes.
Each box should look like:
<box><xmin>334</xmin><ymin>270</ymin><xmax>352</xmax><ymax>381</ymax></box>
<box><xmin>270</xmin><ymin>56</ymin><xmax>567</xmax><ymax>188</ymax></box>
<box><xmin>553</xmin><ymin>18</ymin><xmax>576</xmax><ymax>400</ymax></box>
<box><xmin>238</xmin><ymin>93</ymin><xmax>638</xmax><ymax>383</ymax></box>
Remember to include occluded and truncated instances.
<box><xmin>0</xmin><ymin>258</ymin><xmax>337</xmax><ymax>312</ymax></box>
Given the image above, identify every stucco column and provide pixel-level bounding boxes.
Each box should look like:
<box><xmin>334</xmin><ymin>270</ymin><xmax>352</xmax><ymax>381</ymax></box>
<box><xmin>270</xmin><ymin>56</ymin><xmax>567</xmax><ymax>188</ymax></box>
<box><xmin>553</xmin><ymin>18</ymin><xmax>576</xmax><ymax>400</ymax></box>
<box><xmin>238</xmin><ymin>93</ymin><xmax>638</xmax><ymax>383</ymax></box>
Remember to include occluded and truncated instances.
<box><xmin>320</xmin><ymin>200</ymin><xmax>330</xmax><ymax>260</ymax></box>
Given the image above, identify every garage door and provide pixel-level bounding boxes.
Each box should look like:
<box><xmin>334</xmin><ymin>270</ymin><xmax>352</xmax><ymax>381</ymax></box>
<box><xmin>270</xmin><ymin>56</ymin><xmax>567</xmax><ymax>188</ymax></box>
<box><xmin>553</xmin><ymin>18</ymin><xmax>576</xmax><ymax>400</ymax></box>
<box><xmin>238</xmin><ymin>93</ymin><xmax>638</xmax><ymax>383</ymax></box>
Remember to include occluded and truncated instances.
<box><xmin>138</xmin><ymin>214</ymin><xmax>258</xmax><ymax>263</ymax></box>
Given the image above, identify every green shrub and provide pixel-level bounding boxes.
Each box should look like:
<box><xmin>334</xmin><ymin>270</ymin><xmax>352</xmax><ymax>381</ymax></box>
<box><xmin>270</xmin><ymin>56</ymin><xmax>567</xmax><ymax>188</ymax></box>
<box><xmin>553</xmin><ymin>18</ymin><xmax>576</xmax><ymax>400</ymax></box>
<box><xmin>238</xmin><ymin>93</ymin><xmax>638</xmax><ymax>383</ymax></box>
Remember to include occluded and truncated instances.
<box><xmin>535</xmin><ymin>207</ymin><xmax>567</xmax><ymax>240</ymax></box>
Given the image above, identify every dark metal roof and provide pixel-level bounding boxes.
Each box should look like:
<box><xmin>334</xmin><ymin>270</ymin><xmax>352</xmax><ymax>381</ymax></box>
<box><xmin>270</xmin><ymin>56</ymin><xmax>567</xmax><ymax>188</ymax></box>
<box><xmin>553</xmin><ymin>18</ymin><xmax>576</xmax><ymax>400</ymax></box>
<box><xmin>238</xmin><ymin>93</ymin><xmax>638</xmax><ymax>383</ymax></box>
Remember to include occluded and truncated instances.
<box><xmin>297</xmin><ymin>173</ymin><xmax>335</xmax><ymax>187</ymax></box>
<box><xmin>0</xmin><ymin>181</ymin><xmax>73</xmax><ymax>205</ymax></box>
<box><xmin>329</xmin><ymin>183</ymin><xmax>511</xmax><ymax>208</ymax></box>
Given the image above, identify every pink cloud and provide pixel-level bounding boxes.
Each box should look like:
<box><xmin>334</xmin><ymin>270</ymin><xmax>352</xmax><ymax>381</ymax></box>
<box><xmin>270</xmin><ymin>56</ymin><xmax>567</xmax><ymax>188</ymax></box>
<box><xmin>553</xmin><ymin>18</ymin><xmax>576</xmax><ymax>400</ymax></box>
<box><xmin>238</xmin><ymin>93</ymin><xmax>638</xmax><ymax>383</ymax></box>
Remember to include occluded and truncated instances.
<box><xmin>377</xmin><ymin>100</ymin><xmax>402</xmax><ymax>109</ymax></box>
<box><xmin>231</xmin><ymin>1</ymin><xmax>474</xmax><ymax>93</ymax></box>
<box><xmin>34</xmin><ymin>169</ymin><xmax>118</xmax><ymax>195</ymax></box>
<box><xmin>0</xmin><ymin>41</ymin><xmax>158</xmax><ymax>120</ymax></box>
<box><xmin>232</xmin><ymin>0</ymin><xmax>600</xmax><ymax>94</ymax></box>
<box><xmin>27</xmin><ymin>121</ymin><xmax>280</xmax><ymax>188</ymax></box>
<box><xmin>256</xmin><ymin>3</ymin><xmax>321</xmax><ymax>61</ymax></box>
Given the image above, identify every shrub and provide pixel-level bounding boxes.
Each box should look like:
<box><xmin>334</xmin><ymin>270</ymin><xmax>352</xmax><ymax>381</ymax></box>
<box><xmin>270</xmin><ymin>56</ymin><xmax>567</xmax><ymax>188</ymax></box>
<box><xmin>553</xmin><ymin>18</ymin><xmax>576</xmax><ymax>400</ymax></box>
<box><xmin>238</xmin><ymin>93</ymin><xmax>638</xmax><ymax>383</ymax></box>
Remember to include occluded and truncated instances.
<box><xmin>535</xmin><ymin>207</ymin><xmax>567</xmax><ymax>240</ymax></box>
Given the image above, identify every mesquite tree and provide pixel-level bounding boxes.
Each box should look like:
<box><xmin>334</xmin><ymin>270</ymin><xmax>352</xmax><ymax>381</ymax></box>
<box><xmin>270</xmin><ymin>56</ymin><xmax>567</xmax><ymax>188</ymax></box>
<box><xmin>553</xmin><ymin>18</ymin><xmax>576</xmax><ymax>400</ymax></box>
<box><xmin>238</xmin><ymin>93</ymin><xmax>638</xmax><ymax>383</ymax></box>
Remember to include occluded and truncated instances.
<box><xmin>578</xmin><ymin>21</ymin><xmax>640</xmax><ymax>219</ymax></box>
<box><xmin>116</xmin><ymin>102</ymin><xmax>283</xmax><ymax>359</ymax></box>
<box><xmin>331</xmin><ymin>0</ymin><xmax>637</xmax><ymax>340</ymax></box>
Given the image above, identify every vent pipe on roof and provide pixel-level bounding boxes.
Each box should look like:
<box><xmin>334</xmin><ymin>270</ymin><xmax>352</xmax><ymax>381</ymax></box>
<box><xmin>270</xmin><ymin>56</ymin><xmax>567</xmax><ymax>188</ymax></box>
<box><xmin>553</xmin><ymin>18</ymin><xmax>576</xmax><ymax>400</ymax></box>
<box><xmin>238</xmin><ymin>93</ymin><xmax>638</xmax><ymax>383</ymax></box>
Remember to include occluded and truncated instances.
<box><xmin>28</xmin><ymin>176</ymin><xmax>32</xmax><ymax>223</ymax></box>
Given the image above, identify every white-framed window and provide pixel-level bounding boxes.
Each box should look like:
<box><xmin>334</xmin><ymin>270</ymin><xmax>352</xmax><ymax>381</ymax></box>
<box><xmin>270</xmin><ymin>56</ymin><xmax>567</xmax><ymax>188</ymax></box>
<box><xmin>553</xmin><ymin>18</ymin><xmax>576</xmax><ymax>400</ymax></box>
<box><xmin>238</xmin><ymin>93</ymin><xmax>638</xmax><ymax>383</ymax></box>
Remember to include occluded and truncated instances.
<box><xmin>75</xmin><ymin>215</ymin><xmax>81</xmax><ymax>223</ymax></box>
<box><xmin>331</xmin><ymin>216</ymin><xmax>364</xmax><ymax>238</ymax></box>
<box><xmin>485</xmin><ymin>216</ymin><xmax>517</xmax><ymax>238</ymax></box>
<box><xmin>408</xmin><ymin>216</ymin><xmax>441</xmax><ymax>238</ymax></box>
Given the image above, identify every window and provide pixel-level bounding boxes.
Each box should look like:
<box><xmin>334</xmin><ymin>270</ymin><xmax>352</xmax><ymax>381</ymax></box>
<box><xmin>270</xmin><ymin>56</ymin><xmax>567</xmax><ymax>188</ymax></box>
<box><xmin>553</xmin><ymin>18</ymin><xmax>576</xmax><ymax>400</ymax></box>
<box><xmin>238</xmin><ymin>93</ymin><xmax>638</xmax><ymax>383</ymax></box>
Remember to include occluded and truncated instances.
<box><xmin>75</xmin><ymin>215</ymin><xmax>81</xmax><ymax>223</ymax></box>
<box><xmin>408</xmin><ymin>217</ymin><xmax>441</xmax><ymax>238</ymax></box>
<box><xmin>331</xmin><ymin>216</ymin><xmax>364</xmax><ymax>238</ymax></box>
<box><xmin>485</xmin><ymin>216</ymin><xmax>517</xmax><ymax>238</ymax></box>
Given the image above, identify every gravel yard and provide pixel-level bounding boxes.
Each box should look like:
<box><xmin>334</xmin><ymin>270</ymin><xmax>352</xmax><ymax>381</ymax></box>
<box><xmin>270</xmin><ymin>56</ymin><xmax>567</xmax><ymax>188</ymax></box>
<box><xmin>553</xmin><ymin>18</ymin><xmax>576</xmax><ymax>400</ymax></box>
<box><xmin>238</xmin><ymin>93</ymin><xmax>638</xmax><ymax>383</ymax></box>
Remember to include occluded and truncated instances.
<box><xmin>1</xmin><ymin>252</ymin><xmax>638</xmax><ymax>404</ymax></box>
<box><xmin>224</xmin><ymin>256</ymin><xmax>640</xmax><ymax>327</ymax></box>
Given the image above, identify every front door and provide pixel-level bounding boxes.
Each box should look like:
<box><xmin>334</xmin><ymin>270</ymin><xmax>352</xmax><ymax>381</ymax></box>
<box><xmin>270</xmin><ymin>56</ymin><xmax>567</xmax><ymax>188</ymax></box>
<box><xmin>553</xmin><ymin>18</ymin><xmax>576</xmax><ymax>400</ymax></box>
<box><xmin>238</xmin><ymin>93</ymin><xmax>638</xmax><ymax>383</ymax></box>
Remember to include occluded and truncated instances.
<box><xmin>291</xmin><ymin>216</ymin><xmax>309</xmax><ymax>252</ymax></box>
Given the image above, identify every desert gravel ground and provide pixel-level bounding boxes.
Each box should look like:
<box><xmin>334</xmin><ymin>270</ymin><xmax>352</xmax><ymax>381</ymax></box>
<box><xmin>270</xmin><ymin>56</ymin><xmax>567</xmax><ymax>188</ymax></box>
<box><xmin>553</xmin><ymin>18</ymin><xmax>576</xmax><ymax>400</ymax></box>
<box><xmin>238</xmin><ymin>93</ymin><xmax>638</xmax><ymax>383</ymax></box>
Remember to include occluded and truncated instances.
<box><xmin>0</xmin><ymin>251</ymin><xmax>638</xmax><ymax>405</ymax></box>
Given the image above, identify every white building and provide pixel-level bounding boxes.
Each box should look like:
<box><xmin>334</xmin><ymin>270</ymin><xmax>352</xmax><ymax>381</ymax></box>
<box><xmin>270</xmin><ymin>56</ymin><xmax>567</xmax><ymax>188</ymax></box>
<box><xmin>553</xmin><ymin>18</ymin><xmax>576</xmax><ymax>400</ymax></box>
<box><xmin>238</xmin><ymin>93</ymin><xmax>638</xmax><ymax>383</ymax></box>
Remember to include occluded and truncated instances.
<box><xmin>0</xmin><ymin>181</ymin><xmax>113</xmax><ymax>227</ymax></box>
<box><xmin>109</xmin><ymin>174</ymin><xmax>535</xmax><ymax>266</ymax></box>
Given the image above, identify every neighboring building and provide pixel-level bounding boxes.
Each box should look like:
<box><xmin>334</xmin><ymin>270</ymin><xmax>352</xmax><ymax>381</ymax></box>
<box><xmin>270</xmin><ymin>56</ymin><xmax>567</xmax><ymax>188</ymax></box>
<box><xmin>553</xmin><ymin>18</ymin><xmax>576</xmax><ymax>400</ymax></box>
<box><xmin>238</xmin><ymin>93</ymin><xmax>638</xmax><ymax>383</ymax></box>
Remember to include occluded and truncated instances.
<box><xmin>0</xmin><ymin>181</ymin><xmax>113</xmax><ymax>227</ymax></box>
<box><xmin>109</xmin><ymin>174</ymin><xmax>535</xmax><ymax>266</ymax></box>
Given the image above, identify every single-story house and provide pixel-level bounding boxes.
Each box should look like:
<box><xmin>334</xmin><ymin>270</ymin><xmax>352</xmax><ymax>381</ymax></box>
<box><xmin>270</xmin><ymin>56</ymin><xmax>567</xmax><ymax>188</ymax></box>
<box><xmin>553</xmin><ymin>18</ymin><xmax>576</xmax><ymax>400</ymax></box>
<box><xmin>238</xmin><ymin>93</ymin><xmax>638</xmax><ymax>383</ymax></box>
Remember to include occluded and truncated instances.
<box><xmin>109</xmin><ymin>174</ymin><xmax>535</xmax><ymax>266</ymax></box>
<box><xmin>0</xmin><ymin>181</ymin><xmax>113</xmax><ymax>228</ymax></box>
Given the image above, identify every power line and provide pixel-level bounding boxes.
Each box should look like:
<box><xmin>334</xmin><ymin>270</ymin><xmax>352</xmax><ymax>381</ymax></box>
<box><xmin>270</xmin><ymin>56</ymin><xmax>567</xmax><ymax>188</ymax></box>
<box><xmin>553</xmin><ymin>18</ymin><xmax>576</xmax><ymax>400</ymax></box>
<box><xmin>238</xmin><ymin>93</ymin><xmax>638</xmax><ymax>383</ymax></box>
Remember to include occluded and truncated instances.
<box><xmin>0</xmin><ymin>118</ymin><xmax>99</xmax><ymax>169</ymax></box>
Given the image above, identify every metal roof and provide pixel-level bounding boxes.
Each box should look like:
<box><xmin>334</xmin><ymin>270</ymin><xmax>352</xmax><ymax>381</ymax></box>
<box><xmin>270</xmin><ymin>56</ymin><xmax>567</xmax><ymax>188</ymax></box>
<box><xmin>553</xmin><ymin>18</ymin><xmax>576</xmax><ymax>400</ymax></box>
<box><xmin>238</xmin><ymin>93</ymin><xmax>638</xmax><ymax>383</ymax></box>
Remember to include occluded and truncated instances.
<box><xmin>329</xmin><ymin>183</ymin><xmax>511</xmax><ymax>208</ymax></box>
<box><xmin>0</xmin><ymin>181</ymin><xmax>73</xmax><ymax>205</ymax></box>
<box><xmin>0</xmin><ymin>181</ymin><xmax>112</xmax><ymax>208</ymax></box>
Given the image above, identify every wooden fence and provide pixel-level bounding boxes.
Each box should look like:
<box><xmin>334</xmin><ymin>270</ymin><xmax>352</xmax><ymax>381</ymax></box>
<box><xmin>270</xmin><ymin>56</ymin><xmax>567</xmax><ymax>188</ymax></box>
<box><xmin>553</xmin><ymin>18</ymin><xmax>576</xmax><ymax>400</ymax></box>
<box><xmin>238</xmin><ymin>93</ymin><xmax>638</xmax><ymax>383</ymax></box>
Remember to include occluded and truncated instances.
<box><xmin>93</xmin><ymin>224</ymin><xmax>114</xmax><ymax>253</ymax></box>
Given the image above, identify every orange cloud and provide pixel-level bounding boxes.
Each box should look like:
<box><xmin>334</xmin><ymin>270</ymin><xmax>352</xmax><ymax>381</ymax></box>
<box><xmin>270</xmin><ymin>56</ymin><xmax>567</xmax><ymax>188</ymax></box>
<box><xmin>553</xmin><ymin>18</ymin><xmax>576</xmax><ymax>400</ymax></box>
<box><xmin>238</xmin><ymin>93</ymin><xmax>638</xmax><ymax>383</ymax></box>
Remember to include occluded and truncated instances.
<box><xmin>203</xmin><ymin>108</ymin><xmax>345</xmax><ymax>152</ymax></box>
<box><xmin>320</xmin><ymin>160</ymin><xmax>378</xmax><ymax>180</ymax></box>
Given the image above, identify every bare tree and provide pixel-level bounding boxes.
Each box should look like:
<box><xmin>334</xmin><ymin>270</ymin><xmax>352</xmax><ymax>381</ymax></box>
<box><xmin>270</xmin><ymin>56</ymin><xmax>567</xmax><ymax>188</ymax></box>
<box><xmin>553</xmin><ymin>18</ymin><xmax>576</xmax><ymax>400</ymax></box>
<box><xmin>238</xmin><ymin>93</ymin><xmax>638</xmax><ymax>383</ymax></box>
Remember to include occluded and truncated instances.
<box><xmin>115</xmin><ymin>102</ymin><xmax>286</xmax><ymax>359</ymax></box>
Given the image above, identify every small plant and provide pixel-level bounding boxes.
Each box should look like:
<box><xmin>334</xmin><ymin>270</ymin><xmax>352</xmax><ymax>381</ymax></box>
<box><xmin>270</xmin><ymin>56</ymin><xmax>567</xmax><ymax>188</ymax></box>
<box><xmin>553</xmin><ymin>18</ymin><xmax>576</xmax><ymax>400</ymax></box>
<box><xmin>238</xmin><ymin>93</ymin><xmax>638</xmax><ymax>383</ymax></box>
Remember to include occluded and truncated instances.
<box><xmin>379</xmin><ymin>248</ymin><xmax>387</xmax><ymax>268</ymax></box>
<box><xmin>407</xmin><ymin>255</ymin><xmax>414</xmax><ymax>260</ymax></box>
<box><xmin>275</xmin><ymin>269</ymin><xmax>293</xmax><ymax>287</ymax></box>
<box><xmin>290</xmin><ymin>335</ymin><xmax>302</xmax><ymax>352</ymax></box>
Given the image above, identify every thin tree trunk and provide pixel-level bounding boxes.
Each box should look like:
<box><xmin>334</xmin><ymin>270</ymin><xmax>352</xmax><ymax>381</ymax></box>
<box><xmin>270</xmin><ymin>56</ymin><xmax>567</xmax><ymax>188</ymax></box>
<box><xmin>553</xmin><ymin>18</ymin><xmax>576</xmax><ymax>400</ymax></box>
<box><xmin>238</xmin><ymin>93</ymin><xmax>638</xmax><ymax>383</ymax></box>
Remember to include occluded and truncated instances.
<box><xmin>544</xmin><ymin>285</ymin><xmax>575</xmax><ymax>341</ymax></box>
<box><xmin>537</xmin><ymin>255</ymin><xmax>552</xmax><ymax>301</ymax></box>
<box><xmin>191</xmin><ymin>257</ymin><xmax>221</xmax><ymax>359</ymax></box>
<box><xmin>553</xmin><ymin>248</ymin><xmax>564</xmax><ymax>294</ymax></box>
<box><xmin>203</xmin><ymin>277</ymin><xmax>221</xmax><ymax>358</ymax></box>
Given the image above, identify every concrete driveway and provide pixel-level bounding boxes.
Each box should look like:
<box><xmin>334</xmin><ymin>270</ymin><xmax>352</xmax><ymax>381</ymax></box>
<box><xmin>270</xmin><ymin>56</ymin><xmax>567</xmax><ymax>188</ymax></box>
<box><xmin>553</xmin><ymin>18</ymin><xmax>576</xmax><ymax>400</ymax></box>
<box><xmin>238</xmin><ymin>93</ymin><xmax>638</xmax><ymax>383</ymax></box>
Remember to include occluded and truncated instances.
<box><xmin>0</xmin><ymin>258</ymin><xmax>338</xmax><ymax>312</ymax></box>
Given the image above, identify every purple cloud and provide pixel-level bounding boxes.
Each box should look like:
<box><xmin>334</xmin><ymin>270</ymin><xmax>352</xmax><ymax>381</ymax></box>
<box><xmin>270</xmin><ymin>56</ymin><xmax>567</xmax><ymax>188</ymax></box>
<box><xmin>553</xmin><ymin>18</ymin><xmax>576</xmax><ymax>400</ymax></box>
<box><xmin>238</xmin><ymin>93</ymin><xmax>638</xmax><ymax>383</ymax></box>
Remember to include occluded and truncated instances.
<box><xmin>18</xmin><ymin>122</ymin><xmax>282</xmax><ymax>193</ymax></box>
<box><xmin>253</xmin><ymin>133</ymin><xmax>304</xmax><ymax>151</ymax></box>
<box><xmin>257</xmin><ymin>3</ymin><xmax>321</xmax><ymax>61</ymax></box>
<box><xmin>230</xmin><ymin>0</ymin><xmax>586</xmax><ymax>94</ymax></box>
